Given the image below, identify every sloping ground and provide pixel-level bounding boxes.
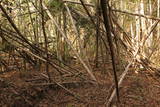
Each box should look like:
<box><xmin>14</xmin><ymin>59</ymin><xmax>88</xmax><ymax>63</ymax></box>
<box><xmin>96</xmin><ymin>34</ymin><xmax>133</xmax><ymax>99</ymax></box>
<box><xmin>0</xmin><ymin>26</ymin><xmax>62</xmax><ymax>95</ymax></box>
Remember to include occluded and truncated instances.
<box><xmin>0</xmin><ymin>67</ymin><xmax>160</xmax><ymax>107</ymax></box>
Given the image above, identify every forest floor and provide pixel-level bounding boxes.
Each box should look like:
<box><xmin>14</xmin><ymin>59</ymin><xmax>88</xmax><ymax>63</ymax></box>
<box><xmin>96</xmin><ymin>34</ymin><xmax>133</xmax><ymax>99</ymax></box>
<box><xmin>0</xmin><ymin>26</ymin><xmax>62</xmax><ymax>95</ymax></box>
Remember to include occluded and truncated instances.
<box><xmin>0</xmin><ymin>61</ymin><xmax>160</xmax><ymax>107</ymax></box>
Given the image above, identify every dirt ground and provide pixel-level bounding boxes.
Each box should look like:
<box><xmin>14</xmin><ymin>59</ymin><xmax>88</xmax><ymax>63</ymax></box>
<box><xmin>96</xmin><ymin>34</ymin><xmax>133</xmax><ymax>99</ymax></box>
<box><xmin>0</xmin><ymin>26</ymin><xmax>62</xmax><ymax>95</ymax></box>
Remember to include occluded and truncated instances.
<box><xmin>0</xmin><ymin>64</ymin><xmax>160</xmax><ymax>107</ymax></box>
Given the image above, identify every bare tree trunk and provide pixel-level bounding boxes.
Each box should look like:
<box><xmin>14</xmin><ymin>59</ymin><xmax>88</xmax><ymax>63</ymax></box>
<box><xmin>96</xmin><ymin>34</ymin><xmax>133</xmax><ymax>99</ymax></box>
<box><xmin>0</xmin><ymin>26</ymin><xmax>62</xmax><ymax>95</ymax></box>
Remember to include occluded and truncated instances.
<box><xmin>135</xmin><ymin>2</ymin><xmax>140</xmax><ymax>57</ymax></box>
<box><xmin>40</xmin><ymin>0</ymin><xmax>51</xmax><ymax>82</ymax></box>
<box><xmin>42</xmin><ymin>3</ymin><xmax>97</xmax><ymax>81</ymax></box>
<box><xmin>62</xmin><ymin>8</ymin><xmax>68</xmax><ymax>62</ymax></box>
<box><xmin>95</xmin><ymin>0</ymin><xmax>100</xmax><ymax>68</ymax></box>
<box><xmin>158</xmin><ymin>0</ymin><xmax>160</xmax><ymax>38</ymax></box>
<box><xmin>120</xmin><ymin>0</ymin><xmax>124</xmax><ymax>40</ymax></box>
<box><xmin>147</xmin><ymin>0</ymin><xmax>153</xmax><ymax>55</ymax></box>
<box><xmin>26</xmin><ymin>0</ymin><xmax>36</xmax><ymax>43</ymax></box>
<box><xmin>100</xmin><ymin>0</ymin><xmax>120</xmax><ymax>102</ymax></box>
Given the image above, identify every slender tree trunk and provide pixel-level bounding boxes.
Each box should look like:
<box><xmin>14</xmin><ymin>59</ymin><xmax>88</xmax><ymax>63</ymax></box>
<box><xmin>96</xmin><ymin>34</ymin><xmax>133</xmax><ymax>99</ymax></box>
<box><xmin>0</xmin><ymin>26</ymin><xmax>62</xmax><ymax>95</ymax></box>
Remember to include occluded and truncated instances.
<box><xmin>26</xmin><ymin>0</ymin><xmax>36</xmax><ymax>43</ymax></box>
<box><xmin>100</xmin><ymin>0</ymin><xmax>120</xmax><ymax>102</ymax></box>
<box><xmin>135</xmin><ymin>2</ymin><xmax>140</xmax><ymax>56</ymax></box>
<box><xmin>120</xmin><ymin>0</ymin><xmax>124</xmax><ymax>40</ymax></box>
<box><xmin>95</xmin><ymin>0</ymin><xmax>100</xmax><ymax>68</ymax></box>
<box><xmin>158</xmin><ymin>0</ymin><xmax>160</xmax><ymax>38</ymax></box>
<box><xmin>147</xmin><ymin>0</ymin><xmax>153</xmax><ymax>54</ymax></box>
<box><xmin>40</xmin><ymin>0</ymin><xmax>51</xmax><ymax>82</ymax></box>
<box><xmin>63</xmin><ymin>8</ymin><xmax>68</xmax><ymax>62</ymax></box>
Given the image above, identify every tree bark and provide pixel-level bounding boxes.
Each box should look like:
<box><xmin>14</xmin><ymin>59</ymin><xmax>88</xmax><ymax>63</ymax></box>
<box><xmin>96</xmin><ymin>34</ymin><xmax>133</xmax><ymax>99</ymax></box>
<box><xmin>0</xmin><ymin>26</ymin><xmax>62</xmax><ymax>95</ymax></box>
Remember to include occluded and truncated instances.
<box><xmin>40</xmin><ymin>0</ymin><xmax>51</xmax><ymax>82</ymax></box>
<box><xmin>100</xmin><ymin>0</ymin><xmax>120</xmax><ymax>102</ymax></box>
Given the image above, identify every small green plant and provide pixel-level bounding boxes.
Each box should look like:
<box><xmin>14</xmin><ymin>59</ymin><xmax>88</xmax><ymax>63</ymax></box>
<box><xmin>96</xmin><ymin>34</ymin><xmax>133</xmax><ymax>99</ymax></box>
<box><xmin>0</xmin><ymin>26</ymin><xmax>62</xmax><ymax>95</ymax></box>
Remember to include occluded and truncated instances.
<box><xmin>0</xmin><ymin>42</ymin><xmax>15</xmax><ymax>52</ymax></box>
<box><xmin>67</xmin><ymin>104</ymin><xmax>75</xmax><ymax>107</ymax></box>
<box><xmin>48</xmin><ymin>0</ymin><xmax>64</xmax><ymax>15</ymax></box>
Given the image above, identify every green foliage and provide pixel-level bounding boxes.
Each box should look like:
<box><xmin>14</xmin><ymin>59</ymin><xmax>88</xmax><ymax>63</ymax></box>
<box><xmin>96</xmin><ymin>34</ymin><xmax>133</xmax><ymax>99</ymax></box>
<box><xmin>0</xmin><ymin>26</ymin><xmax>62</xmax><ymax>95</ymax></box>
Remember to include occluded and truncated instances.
<box><xmin>0</xmin><ymin>42</ymin><xmax>15</xmax><ymax>52</ymax></box>
<box><xmin>128</xmin><ymin>0</ymin><xmax>140</xmax><ymax>3</ymax></box>
<box><xmin>67</xmin><ymin>104</ymin><xmax>75</xmax><ymax>107</ymax></box>
<box><xmin>76</xmin><ymin>17</ymin><xmax>89</xmax><ymax>28</ymax></box>
<box><xmin>48</xmin><ymin>0</ymin><xmax>64</xmax><ymax>15</ymax></box>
